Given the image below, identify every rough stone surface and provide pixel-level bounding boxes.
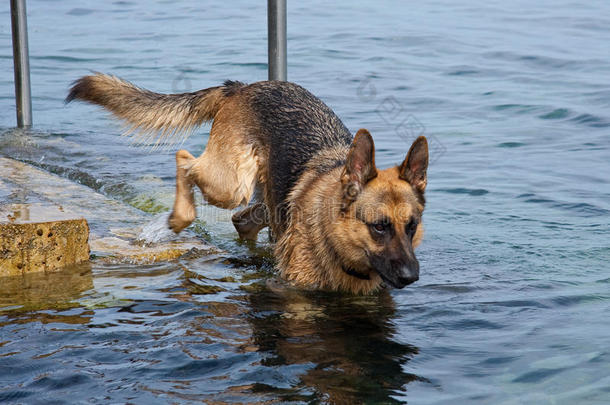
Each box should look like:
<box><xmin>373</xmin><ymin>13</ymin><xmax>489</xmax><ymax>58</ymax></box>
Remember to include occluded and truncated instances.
<box><xmin>0</xmin><ymin>204</ymin><xmax>89</xmax><ymax>276</ymax></box>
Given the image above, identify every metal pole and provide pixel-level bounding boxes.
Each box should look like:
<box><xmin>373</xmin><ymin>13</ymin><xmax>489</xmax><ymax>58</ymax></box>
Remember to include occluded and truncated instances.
<box><xmin>267</xmin><ymin>0</ymin><xmax>287</xmax><ymax>81</ymax></box>
<box><xmin>10</xmin><ymin>0</ymin><xmax>33</xmax><ymax>128</ymax></box>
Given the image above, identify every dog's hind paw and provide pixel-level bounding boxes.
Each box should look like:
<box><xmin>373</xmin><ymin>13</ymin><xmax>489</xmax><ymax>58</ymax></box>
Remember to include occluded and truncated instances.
<box><xmin>168</xmin><ymin>210</ymin><xmax>195</xmax><ymax>233</ymax></box>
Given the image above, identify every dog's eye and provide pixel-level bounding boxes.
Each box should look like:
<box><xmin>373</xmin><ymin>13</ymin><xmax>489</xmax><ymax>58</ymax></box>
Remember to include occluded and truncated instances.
<box><xmin>370</xmin><ymin>222</ymin><xmax>388</xmax><ymax>235</ymax></box>
<box><xmin>406</xmin><ymin>219</ymin><xmax>419</xmax><ymax>236</ymax></box>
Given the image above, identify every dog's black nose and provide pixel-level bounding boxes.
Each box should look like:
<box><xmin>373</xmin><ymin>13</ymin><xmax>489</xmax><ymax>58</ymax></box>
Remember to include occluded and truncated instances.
<box><xmin>394</xmin><ymin>257</ymin><xmax>419</xmax><ymax>287</ymax></box>
<box><xmin>398</xmin><ymin>274</ymin><xmax>419</xmax><ymax>286</ymax></box>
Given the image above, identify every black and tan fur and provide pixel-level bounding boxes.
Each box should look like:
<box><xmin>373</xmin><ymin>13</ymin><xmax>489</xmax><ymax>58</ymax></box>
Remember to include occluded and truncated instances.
<box><xmin>67</xmin><ymin>74</ymin><xmax>428</xmax><ymax>294</ymax></box>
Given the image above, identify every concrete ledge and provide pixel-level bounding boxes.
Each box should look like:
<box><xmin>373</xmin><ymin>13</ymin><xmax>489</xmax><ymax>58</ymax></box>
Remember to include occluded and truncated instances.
<box><xmin>0</xmin><ymin>157</ymin><xmax>214</xmax><ymax>271</ymax></box>
<box><xmin>0</xmin><ymin>204</ymin><xmax>89</xmax><ymax>276</ymax></box>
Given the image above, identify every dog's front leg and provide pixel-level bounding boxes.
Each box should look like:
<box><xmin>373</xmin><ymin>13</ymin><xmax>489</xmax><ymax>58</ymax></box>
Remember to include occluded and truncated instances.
<box><xmin>168</xmin><ymin>149</ymin><xmax>197</xmax><ymax>233</ymax></box>
<box><xmin>231</xmin><ymin>202</ymin><xmax>269</xmax><ymax>241</ymax></box>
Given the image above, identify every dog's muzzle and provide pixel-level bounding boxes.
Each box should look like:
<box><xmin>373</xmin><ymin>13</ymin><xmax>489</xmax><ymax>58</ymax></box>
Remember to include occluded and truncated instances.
<box><xmin>370</xmin><ymin>255</ymin><xmax>420</xmax><ymax>289</ymax></box>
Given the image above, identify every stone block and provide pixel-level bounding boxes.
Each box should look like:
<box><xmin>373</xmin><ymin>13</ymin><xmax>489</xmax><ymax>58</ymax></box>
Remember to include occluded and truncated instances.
<box><xmin>0</xmin><ymin>203</ymin><xmax>89</xmax><ymax>276</ymax></box>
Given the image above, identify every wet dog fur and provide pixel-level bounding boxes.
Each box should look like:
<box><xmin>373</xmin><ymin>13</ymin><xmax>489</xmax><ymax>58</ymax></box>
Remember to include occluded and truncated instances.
<box><xmin>67</xmin><ymin>74</ymin><xmax>428</xmax><ymax>294</ymax></box>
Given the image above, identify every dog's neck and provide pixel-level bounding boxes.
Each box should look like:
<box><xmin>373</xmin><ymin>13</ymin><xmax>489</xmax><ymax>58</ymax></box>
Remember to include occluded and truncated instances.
<box><xmin>276</xmin><ymin>166</ymin><xmax>383</xmax><ymax>294</ymax></box>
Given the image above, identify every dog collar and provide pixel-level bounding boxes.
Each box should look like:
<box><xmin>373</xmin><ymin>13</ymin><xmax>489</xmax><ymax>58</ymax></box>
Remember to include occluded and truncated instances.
<box><xmin>342</xmin><ymin>266</ymin><xmax>371</xmax><ymax>280</ymax></box>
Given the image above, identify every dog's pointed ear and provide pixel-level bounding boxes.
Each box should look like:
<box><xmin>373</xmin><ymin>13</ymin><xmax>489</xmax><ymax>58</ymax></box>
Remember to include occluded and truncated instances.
<box><xmin>341</xmin><ymin>129</ymin><xmax>378</xmax><ymax>208</ymax></box>
<box><xmin>399</xmin><ymin>136</ymin><xmax>428</xmax><ymax>193</ymax></box>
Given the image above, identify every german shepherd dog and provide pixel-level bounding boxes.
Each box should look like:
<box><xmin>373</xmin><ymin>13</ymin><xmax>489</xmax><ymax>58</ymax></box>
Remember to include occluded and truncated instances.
<box><xmin>67</xmin><ymin>74</ymin><xmax>428</xmax><ymax>294</ymax></box>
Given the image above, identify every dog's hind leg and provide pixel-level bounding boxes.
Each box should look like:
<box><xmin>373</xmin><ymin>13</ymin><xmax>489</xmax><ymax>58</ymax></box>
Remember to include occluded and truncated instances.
<box><xmin>232</xmin><ymin>202</ymin><xmax>269</xmax><ymax>241</ymax></box>
<box><xmin>186</xmin><ymin>140</ymin><xmax>258</xmax><ymax>210</ymax></box>
<box><xmin>178</xmin><ymin>109</ymin><xmax>260</xmax><ymax>221</ymax></box>
<box><xmin>169</xmin><ymin>149</ymin><xmax>197</xmax><ymax>233</ymax></box>
<box><xmin>168</xmin><ymin>98</ymin><xmax>261</xmax><ymax>234</ymax></box>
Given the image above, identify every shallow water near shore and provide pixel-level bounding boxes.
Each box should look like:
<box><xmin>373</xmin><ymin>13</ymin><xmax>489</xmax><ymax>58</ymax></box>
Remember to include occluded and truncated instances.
<box><xmin>1</xmin><ymin>0</ymin><xmax>609</xmax><ymax>403</ymax></box>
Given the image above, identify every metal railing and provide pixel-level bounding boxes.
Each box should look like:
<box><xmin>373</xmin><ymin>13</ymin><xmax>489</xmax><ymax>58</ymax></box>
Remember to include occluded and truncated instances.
<box><xmin>10</xmin><ymin>0</ymin><xmax>32</xmax><ymax>128</ymax></box>
<box><xmin>268</xmin><ymin>0</ymin><xmax>287</xmax><ymax>81</ymax></box>
<box><xmin>9</xmin><ymin>1</ymin><xmax>288</xmax><ymax>128</ymax></box>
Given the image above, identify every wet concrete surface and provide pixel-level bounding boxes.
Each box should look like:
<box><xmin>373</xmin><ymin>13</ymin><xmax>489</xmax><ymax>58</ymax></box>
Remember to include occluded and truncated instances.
<box><xmin>0</xmin><ymin>157</ymin><xmax>212</xmax><ymax>273</ymax></box>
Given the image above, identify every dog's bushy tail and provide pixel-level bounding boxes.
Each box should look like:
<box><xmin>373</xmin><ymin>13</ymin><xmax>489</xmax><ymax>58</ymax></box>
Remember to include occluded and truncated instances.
<box><xmin>66</xmin><ymin>73</ymin><xmax>245</xmax><ymax>147</ymax></box>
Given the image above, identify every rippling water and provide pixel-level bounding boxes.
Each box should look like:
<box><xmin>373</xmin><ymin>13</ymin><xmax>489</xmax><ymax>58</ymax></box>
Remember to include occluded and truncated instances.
<box><xmin>1</xmin><ymin>0</ymin><xmax>609</xmax><ymax>403</ymax></box>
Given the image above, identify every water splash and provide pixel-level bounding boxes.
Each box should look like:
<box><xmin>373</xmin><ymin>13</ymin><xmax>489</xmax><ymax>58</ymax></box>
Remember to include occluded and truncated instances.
<box><xmin>136</xmin><ymin>211</ymin><xmax>176</xmax><ymax>244</ymax></box>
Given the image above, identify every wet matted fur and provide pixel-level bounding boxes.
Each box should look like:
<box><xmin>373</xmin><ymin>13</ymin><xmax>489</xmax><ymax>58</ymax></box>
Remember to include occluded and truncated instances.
<box><xmin>67</xmin><ymin>74</ymin><xmax>429</xmax><ymax>294</ymax></box>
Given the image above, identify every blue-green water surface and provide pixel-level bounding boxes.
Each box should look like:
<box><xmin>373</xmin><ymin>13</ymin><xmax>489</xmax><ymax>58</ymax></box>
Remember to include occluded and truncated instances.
<box><xmin>1</xmin><ymin>1</ymin><xmax>609</xmax><ymax>403</ymax></box>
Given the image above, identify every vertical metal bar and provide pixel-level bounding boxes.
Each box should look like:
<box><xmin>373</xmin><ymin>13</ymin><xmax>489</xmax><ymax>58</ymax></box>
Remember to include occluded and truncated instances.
<box><xmin>267</xmin><ymin>0</ymin><xmax>287</xmax><ymax>81</ymax></box>
<box><xmin>11</xmin><ymin>0</ymin><xmax>33</xmax><ymax>128</ymax></box>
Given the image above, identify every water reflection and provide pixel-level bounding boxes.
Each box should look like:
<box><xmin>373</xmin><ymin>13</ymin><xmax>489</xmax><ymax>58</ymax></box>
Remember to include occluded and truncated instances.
<box><xmin>0</xmin><ymin>262</ymin><xmax>93</xmax><ymax>318</ymax></box>
<box><xmin>0</xmin><ymin>254</ymin><xmax>426</xmax><ymax>403</ymax></box>
<box><xmin>243</xmin><ymin>281</ymin><xmax>423</xmax><ymax>404</ymax></box>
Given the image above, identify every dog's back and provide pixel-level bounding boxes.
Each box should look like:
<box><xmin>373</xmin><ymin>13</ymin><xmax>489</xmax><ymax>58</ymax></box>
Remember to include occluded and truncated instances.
<box><xmin>245</xmin><ymin>82</ymin><xmax>352</xmax><ymax>219</ymax></box>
